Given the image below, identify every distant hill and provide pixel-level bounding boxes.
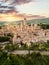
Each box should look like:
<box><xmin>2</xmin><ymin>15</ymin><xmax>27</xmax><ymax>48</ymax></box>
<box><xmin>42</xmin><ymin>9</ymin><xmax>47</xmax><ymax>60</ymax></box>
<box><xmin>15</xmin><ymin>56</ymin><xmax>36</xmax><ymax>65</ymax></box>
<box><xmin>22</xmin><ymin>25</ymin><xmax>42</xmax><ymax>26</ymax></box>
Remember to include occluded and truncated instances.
<box><xmin>10</xmin><ymin>18</ymin><xmax>49</xmax><ymax>25</ymax></box>
<box><xmin>0</xmin><ymin>18</ymin><xmax>49</xmax><ymax>25</ymax></box>
<box><xmin>27</xmin><ymin>18</ymin><xmax>49</xmax><ymax>24</ymax></box>
<box><xmin>0</xmin><ymin>22</ymin><xmax>6</xmax><ymax>26</ymax></box>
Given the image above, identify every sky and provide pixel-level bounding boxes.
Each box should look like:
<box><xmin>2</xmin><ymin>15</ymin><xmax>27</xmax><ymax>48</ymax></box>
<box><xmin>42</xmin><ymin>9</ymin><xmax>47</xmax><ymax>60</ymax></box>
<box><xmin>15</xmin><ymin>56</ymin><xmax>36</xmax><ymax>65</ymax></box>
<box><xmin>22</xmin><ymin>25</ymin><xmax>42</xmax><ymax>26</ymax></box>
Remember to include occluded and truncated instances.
<box><xmin>0</xmin><ymin>0</ymin><xmax>49</xmax><ymax>22</ymax></box>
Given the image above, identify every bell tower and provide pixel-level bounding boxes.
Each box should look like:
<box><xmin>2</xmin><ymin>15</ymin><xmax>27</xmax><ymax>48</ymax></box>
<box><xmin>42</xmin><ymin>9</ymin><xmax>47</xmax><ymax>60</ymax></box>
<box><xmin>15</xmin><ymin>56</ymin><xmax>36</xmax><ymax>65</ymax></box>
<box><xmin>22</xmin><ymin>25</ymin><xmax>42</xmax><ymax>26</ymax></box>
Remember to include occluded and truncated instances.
<box><xmin>23</xmin><ymin>17</ymin><xmax>27</xmax><ymax>26</ymax></box>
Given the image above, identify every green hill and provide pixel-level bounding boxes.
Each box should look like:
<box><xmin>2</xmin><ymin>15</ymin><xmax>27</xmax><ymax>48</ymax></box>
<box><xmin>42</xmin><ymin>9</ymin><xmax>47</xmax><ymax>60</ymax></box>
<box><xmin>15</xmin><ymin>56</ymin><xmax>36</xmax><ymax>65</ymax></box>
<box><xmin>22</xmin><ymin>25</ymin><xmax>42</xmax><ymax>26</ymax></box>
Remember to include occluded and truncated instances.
<box><xmin>0</xmin><ymin>18</ymin><xmax>49</xmax><ymax>25</ymax></box>
<box><xmin>27</xmin><ymin>18</ymin><xmax>49</xmax><ymax>24</ymax></box>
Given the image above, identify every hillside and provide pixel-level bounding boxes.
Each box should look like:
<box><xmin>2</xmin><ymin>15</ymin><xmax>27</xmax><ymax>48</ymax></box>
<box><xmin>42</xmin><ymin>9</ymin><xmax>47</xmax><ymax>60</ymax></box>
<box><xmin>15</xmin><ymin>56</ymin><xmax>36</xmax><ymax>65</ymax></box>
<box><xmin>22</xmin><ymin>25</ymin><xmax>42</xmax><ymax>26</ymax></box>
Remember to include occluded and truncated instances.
<box><xmin>27</xmin><ymin>18</ymin><xmax>49</xmax><ymax>24</ymax></box>
<box><xmin>0</xmin><ymin>18</ymin><xmax>49</xmax><ymax>25</ymax></box>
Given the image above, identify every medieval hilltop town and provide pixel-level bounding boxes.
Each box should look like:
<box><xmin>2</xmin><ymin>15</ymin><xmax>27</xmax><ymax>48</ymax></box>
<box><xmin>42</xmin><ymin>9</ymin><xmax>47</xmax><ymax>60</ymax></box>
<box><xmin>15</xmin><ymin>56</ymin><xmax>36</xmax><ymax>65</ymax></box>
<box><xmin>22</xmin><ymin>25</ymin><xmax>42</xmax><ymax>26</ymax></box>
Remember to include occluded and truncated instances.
<box><xmin>0</xmin><ymin>18</ymin><xmax>49</xmax><ymax>46</ymax></box>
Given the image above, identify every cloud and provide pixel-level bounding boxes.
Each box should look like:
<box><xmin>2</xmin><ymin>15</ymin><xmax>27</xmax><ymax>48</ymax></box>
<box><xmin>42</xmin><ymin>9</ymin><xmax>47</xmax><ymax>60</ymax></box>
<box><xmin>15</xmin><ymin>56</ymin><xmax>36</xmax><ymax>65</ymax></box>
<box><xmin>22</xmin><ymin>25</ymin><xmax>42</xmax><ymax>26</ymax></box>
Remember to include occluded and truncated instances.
<box><xmin>48</xmin><ymin>3</ymin><xmax>49</xmax><ymax>5</ymax></box>
<box><xmin>0</xmin><ymin>0</ymin><xmax>33</xmax><ymax>5</ymax></box>
<box><xmin>0</xmin><ymin>0</ymin><xmax>16</xmax><ymax>13</ymax></box>
<box><xmin>0</xmin><ymin>0</ymin><xmax>35</xmax><ymax>13</ymax></box>
<box><xmin>0</xmin><ymin>13</ymin><xmax>46</xmax><ymax>22</ymax></box>
<box><xmin>11</xmin><ymin>0</ymin><xmax>33</xmax><ymax>5</ymax></box>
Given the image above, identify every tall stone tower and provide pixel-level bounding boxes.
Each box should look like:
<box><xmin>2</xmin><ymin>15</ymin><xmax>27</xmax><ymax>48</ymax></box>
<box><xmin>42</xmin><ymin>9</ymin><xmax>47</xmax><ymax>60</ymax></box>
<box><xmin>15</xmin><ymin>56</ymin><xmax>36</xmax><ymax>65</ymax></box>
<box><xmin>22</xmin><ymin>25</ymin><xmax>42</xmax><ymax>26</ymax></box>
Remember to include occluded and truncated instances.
<box><xmin>20</xmin><ymin>16</ymin><xmax>27</xmax><ymax>32</ymax></box>
<box><xmin>23</xmin><ymin>17</ymin><xmax>27</xmax><ymax>26</ymax></box>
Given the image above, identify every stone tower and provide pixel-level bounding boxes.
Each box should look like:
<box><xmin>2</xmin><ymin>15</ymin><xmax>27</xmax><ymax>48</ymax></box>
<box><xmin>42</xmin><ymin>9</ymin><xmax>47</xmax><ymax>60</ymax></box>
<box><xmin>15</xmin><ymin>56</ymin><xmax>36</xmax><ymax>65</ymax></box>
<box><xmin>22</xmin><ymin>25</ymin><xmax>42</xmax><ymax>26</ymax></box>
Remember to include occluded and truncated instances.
<box><xmin>22</xmin><ymin>17</ymin><xmax>27</xmax><ymax>26</ymax></box>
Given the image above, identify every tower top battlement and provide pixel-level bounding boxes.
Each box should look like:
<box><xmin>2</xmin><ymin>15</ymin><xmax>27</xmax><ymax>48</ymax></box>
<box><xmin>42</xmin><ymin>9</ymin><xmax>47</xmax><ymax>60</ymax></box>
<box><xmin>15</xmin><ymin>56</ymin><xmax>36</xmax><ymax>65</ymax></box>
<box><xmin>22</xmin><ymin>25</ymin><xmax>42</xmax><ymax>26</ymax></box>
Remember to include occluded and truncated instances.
<box><xmin>24</xmin><ymin>17</ymin><xmax>27</xmax><ymax>21</ymax></box>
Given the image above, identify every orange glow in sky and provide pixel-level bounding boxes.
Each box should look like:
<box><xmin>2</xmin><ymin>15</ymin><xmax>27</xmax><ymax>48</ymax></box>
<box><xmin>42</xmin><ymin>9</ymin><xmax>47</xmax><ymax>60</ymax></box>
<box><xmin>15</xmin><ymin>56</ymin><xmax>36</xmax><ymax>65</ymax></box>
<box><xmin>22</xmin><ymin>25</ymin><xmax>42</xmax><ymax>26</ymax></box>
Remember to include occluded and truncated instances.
<box><xmin>0</xmin><ymin>13</ymin><xmax>23</xmax><ymax>22</ymax></box>
<box><xmin>0</xmin><ymin>0</ymin><xmax>49</xmax><ymax>22</ymax></box>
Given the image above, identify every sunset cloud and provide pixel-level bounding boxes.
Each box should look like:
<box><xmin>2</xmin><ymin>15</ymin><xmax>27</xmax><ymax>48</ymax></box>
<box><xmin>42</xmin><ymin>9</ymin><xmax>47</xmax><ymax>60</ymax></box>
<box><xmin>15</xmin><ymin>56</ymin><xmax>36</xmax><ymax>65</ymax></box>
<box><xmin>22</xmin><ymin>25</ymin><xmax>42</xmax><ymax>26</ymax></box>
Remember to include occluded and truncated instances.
<box><xmin>0</xmin><ymin>0</ymin><xmax>49</xmax><ymax>22</ymax></box>
<box><xmin>0</xmin><ymin>0</ymin><xmax>33</xmax><ymax>13</ymax></box>
<box><xmin>11</xmin><ymin>0</ymin><xmax>32</xmax><ymax>5</ymax></box>
<box><xmin>4</xmin><ymin>0</ymin><xmax>33</xmax><ymax>4</ymax></box>
<box><xmin>0</xmin><ymin>12</ymin><xmax>46</xmax><ymax>22</ymax></box>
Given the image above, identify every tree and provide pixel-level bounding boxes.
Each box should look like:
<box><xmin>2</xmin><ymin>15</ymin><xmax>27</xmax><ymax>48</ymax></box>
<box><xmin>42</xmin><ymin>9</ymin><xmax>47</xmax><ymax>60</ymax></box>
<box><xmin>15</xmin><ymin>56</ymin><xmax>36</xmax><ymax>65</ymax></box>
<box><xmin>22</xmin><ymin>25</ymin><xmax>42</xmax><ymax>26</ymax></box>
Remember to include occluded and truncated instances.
<box><xmin>0</xmin><ymin>36</ymin><xmax>10</xmax><ymax>42</ymax></box>
<box><xmin>3</xmin><ymin>57</ymin><xmax>11</xmax><ymax>65</ymax></box>
<box><xmin>5</xmin><ymin>44</ymin><xmax>15</xmax><ymax>51</ymax></box>
<box><xmin>6</xmin><ymin>33</ymin><xmax>14</xmax><ymax>38</ymax></box>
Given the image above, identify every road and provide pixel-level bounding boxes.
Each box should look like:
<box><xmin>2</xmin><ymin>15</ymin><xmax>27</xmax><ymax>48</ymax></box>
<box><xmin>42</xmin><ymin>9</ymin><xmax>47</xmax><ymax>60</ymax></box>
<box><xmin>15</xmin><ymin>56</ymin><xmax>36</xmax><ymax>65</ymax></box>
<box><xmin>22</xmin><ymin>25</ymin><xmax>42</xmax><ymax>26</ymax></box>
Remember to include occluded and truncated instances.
<box><xmin>8</xmin><ymin>50</ymin><xmax>49</xmax><ymax>55</ymax></box>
